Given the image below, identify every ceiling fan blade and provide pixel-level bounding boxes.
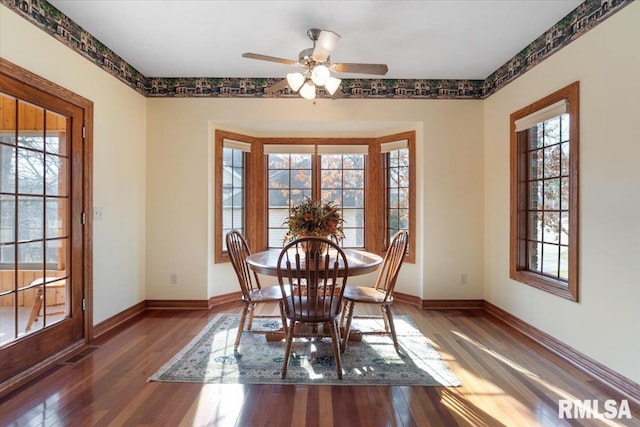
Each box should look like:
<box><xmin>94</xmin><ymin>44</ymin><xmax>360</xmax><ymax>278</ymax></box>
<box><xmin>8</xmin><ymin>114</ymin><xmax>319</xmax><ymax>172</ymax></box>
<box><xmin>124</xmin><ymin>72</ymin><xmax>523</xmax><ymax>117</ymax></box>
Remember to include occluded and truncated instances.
<box><xmin>331</xmin><ymin>88</ymin><xmax>345</xmax><ymax>100</ymax></box>
<box><xmin>332</xmin><ymin>63</ymin><xmax>389</xmax><ymax>76</ymax></box>
<box><xmin>242</xmin><ymin>52</ymin><xmax>298</xmax><ymax>66</ymax></box>
<box><xmin>312</xmin><ymin>30</ymin><xmax>341</xmax><ymax>62</ymax></box>
<box><xmin>266</xmin><ymin>79</ymin><xmax>290</xmax><ymax>94</ymax></box>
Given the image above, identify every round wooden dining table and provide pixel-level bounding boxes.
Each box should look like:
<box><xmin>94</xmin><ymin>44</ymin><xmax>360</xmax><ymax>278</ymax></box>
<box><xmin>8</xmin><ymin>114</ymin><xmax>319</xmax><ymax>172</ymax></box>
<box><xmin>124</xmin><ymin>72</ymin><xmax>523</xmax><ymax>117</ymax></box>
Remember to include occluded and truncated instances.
<box><xmin>245</xmin><ymin>248</ymin><xmax>383</xmax><ymax>278</ymax></box>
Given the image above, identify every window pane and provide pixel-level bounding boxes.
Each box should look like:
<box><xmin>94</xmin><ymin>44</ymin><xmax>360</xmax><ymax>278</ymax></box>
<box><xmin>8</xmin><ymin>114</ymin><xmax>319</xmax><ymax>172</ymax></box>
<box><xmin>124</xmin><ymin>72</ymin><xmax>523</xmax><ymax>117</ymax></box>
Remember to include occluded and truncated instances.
<box><xmin>559</xmin><ymin>246</ymin><xmax>569</xmax><ymax>281</ymax></box>
<box><xmin>0</xmin><ymin>195</ymin><xmax>15</xmax><ymax>244</ymax></box>
<box><xmin>46</xmin><ymin>198</ymin><xmax>67</xmax><ymax>239</ymax></box>
<box><xmin>560</xmin><ymin>114</ymin><xmax>570</xmax><ymax>142</ymax></box>
<box><xmin>543</xmin><ymin>212</ymin><xmax>559</xmax><ymax>244</ymax></box>
<box><xmin>45</xmin><ymin>155</ymin><xmax>68</xmax><ymax>196</ymax></box>
<box><xmin>344</xmin><ymin>170</ymin><xmax>364</xmax><ymax>188</ymax></box>
<box><xmin>542</xmin><ymin>243</ymin><xmax>559</xmax><ymax>276</ymax></box>
<box><xmin>398</xmin><ymin>187</ymin><xmax>409</xmax><ymax>209</ymax></box>
<box><xmin>560</xmin><ymin>212</ymin><xmax>569</xmax><ymax>245</ymax></box>
<box><xmin>560</xmin><ymin>142</ymin><xmax>569</xmax><ymax>175</ymax></box>
<box><xmin>343</xmin><ymin>228</ymin><xmax>364</xmax><ymax>247</ymax></box>
<box><xmin>543</xmin><ymin>117</ymin><xmax>560</xmax><ymax>146</ymax></box>
<box><xmin>17</xmin><ymin>149</ymin><xmax>44</xmax><ymax>195</ymax></box>
<box><xmin>529</xmin><ymin>181</ymin><xmax>542</xmax><ymax>210</ymax></box>
<box><xmin>290</xmin><ymin>169</ymin><xmax>311</xmax><ymax>188</ymax></box>
<box><xmin>528</xmin><ymin>211</ymin><xmax>542</xmax><ymax>241</ymax></box>
<box><xmin>290</xmin><ymin>154</ymin><xmax>311</xmax><ymax>169</ymax></box>
<box><xmin>18</xmin><ymin>196</ymin><xmax>43</xmax><ymax>241</ymax></box>
<box><xmin>0</xmin><ymin>145</ymin><xmax>16</xmax><ymax>193</ymax></box>
<box><xmin>529</xmin><ymin>125</ymin><xmax>543</xmax><ymax>150</ymax></box>
<box><xmin>543</xmin><ymin>145</ymin><xmax>561</xmax><ymax>179</ymax></box>
<box><xmin>17</xmin><ymin>241</ymin><xmax>43</xmax><ymax>265</ymax></box>
<box><xmin>321</xmin><ymin>154</ymin><xmax>341</xmax><ymax>169</ymax></box>
<box><xmin>397</xmin><ymin>209</ymin><xmax>409</xmax><ymax>229</ymax></box>
<box><xmin>528</xmin><ymin>241</ymin><xmax>542</xmax><ymax>272</ymax></box>
<box><xmin>269</xmin><ymin>170</ymin><xmax>289</xmax><ymax>188</ymax></box>
<box><xmin>45</xmin><ymin>111</ymin><xmax>68</xmax><ymax>156</ymax></box>
<box><xmin>560</xmin><ymin>178</ymin><xmax>569</xmax><ymax>211</ymax></box>
<box><xmin>544</xmin><ymin>178</ymin><xmax>560</xmax><ymax>210</ymax></box>
<box><xmin>343</xmin><ymin>190</ymin><xmax>364</xmax><ymax>208</ymax></box>
<box><xmin>529</xmin><ymin>149</ymin><xmax>543</xmax><ymax>180</ymax></box>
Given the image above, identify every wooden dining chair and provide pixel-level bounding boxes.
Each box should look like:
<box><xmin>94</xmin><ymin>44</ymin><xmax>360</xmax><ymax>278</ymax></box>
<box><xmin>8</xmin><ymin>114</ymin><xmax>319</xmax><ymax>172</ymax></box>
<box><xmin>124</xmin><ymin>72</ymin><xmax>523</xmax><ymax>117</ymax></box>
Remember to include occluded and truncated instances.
<box><xmin>341</xmin><ymin>230</ymin><xmax>409</xmax><ymax>353</ymax></box>
<box><xmin>226</xmin><ymin>230</ymin><xmax>287</xmax><ymax>351</ymax></box>
<box><xmin>277</xmin><ymin>236</ymin><xmax>348</xmax><ymax>379</ymax></box>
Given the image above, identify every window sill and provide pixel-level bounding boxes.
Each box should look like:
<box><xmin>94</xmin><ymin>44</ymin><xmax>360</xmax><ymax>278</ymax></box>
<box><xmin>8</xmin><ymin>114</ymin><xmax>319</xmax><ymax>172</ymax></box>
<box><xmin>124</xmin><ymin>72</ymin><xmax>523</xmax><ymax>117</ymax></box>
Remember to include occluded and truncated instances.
<box><xmin>510</xmin><ymin>269</ymin><xmax>577</xmax><ymax>302</ymax></box>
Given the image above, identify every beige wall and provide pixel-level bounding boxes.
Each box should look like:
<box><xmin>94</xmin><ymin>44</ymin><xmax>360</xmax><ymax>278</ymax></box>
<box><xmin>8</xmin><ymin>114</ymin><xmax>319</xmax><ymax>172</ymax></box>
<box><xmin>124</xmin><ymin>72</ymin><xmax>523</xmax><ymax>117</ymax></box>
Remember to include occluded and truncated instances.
<box><xmin>483</xmin><ymin>2</ymin><xmax>640</xmax><ymax>383</ymax></box>
<box><xmin>145</xmin><ymin>98</ymin><xmax>485</xmax><ymax>301</ymax></box>
<box><xmin>1</xmin><ymin>5</ymin><xmax>148</xmax><ymax>324</ymax></box>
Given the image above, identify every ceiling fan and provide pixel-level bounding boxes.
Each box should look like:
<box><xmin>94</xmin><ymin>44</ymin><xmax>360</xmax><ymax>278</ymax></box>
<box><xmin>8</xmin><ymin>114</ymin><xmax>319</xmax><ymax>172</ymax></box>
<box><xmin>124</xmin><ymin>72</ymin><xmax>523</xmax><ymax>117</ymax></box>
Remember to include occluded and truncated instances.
<box><xmin>242</xmin><ymin>28</ymin><xmax>389</xmax><ymax>99</ymax></box>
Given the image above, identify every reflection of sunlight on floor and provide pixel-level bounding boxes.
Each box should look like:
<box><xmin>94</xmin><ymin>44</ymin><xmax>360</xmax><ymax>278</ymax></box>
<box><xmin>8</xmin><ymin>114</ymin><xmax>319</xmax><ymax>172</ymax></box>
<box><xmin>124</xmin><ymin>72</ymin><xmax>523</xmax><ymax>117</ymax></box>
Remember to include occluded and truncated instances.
<box><xmin>446</xmin><ymin>330</ymin><xmax>628</xmax><ymax>427</ymax></box>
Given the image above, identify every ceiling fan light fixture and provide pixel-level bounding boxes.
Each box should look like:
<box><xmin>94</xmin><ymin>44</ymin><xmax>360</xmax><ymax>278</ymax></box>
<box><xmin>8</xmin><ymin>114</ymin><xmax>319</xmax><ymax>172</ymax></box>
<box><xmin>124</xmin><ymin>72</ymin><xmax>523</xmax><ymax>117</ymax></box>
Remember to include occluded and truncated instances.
<box><xmin>286</xmin><ymin>72</ymin><xmax>305</xmax><ymax>92</ymax></box>
<box><xmin>299</xmin><ymin>81</ymin><xmax>316</xmax><ymax>100</ymax></box>
<box><xmin>324</xmin><ymin>77</ymin><xmax>342</xmax><ymax>96</ymax></box>
<box><xmin>310</xmin><ymin>64</ymin><xmax>331</xmax><ymax>86</ymax></box>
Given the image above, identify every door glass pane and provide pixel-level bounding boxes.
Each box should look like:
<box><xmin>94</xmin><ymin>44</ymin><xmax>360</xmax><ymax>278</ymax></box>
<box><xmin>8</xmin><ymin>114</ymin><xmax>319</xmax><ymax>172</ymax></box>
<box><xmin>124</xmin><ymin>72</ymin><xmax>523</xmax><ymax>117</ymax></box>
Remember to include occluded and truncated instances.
<box><xmin>17</xmin><ymin>149</ymin><xmax>44</xmax><ymax>195</ymax></box>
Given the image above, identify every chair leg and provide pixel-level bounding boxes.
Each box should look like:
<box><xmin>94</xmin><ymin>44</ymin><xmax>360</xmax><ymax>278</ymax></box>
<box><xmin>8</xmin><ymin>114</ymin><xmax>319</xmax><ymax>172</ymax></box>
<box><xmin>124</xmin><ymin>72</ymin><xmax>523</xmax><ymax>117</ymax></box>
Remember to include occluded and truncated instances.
<box><xmin>381</xmin><ymin>305</ymin><xmax>390</xmax><ymax>332</ymax></box>
<box><xmin>281</xmin><ymin>320</ymin><xmax>295</xmax><ymax>379</ymax></box>
<box><xmin>234</xmin><ymin>304</ymin><xmax>249</xmax><ymax>351</ymax></box>
<box><xmin>341</xmin><ymin>300</ymin><xmax>356</xmax><ymax>353</ymax></box>
<box><xmin>329</xmin><ymin>319</ymin><xmax>343</xmax><ymax>379</ymax></box>
<box><xmin>383</xmin><ymin>305</ymin><xmax>400</xmax><ymax>353</ymax></box>
<box><xmin>25</xmin><ymin>288</ymin><xmax>44</xmax><ymax>333</ymax></box>
<box><xmin>247</xmin><ymin>303</ymin><xmax>255</xmax><ymax>331</ymax></box>
<box><xmin>278</xmin><ymin>300</ymin><xmax>288</xmax><ymax>335</ymax></box>
<box><xmin>340</xmin><ymin>299</ymin><xmax>348</xmax><ymax>327</ymax></box>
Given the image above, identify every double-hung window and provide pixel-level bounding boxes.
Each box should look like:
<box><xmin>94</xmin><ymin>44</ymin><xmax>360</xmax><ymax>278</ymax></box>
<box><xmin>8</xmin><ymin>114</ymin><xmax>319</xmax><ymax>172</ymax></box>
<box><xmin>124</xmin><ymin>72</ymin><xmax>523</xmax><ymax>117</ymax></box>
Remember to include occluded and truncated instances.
<box><xmin>510</xmin><ymin>82</ymin><xmax>579</xmax><ymax>301</ymax></box>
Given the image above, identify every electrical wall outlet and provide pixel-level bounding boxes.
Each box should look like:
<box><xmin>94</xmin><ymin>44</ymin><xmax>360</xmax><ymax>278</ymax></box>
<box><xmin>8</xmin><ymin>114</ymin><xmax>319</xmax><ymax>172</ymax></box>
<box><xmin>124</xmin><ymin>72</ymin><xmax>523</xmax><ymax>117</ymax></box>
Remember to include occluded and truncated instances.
<box><xmin>460</xmin><ymin>273</ymin><xmax>467</xmax><ymax>285</ymax></box>
<box><xmin>170</xmin><ymin>273</ymin><xmax>178</xmax><ymax>285</ymax></box>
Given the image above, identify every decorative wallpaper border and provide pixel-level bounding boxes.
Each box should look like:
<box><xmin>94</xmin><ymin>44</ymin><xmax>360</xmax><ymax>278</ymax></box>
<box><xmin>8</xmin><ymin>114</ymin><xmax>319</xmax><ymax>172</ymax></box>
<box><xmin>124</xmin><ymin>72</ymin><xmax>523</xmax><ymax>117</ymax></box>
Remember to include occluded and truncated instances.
<box><xmin>0</xmin><ymin>0</ymin><xmax>633</xmax><ymax>99</ymax></box>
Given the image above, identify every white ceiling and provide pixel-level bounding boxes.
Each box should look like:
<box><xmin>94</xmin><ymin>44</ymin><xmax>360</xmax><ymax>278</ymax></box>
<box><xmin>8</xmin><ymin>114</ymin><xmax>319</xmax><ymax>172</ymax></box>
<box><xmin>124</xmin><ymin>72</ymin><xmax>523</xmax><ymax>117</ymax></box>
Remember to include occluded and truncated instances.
<box><xmin>48</xmin><ymin>0</ymin><xmax>582</xmax><ymax>80</ymax></box>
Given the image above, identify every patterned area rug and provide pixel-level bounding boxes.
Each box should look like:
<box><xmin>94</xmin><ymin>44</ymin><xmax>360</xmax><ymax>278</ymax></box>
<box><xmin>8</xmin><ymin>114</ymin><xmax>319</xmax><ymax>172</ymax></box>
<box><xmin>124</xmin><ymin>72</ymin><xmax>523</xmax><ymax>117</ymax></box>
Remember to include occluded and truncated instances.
<box><xmin>148</xmin><ymin>313</ymin><xmax>461</xmax><ymax>386</ymax></box>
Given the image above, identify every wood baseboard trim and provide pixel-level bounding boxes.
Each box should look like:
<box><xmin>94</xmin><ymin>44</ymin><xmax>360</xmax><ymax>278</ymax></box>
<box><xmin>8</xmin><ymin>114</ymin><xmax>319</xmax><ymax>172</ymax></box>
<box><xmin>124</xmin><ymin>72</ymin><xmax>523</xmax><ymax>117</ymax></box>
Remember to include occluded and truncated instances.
<box><xmin>422</xmin><ymin>299</ymin><xmax>485</xmax><ymax>310</ymax></box>
<box><xmin>208</xmin><ymin>292</ymin><xmax>241</xmax><ymax>309</ymax></box>
<box><xmin>393</xmin><ymin>292</ymin><xmax>423</xmax><ymax>308</ymax></box>
<box><xmin>93</xmin><ymin>301</ymin><xmax>146</xmax><ymax>339</ymax></box>
<box><xmin>145</xmin><ymin>299</ymin><xmax>209</xmax><ymax>310</ymax></box>
<box><xmin>484</xmin><ymin>300</ymin><xmax>640</xmax><ymax>406</ymax></box>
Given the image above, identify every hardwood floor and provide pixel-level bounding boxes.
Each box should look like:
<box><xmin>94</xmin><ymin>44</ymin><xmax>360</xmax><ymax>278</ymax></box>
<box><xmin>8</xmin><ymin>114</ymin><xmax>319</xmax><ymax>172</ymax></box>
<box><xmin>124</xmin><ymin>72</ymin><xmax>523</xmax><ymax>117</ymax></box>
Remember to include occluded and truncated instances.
<box><xmin>1</xmin><ymin>301</ymin><xmax>638</xmax><ymax>426</ymax></box>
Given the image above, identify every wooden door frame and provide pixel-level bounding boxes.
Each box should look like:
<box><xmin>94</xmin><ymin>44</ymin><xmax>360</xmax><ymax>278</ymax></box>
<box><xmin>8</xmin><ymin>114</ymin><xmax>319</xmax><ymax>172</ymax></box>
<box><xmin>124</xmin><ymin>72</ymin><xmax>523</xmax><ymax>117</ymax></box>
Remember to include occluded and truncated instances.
<box><xmin>0</xmin><ymin>58</ymin><xmax>93</xmax><ymax>397</ymax></box>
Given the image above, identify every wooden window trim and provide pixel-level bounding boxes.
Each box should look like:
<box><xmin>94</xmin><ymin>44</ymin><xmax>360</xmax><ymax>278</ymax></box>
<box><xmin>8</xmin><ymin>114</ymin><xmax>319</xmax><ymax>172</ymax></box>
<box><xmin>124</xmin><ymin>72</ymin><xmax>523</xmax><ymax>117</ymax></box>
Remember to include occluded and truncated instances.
<box><xmin>509</xmin><ymin>82</ymin><xmax>579</xmax><ymax>301</ymax></box>
<box><xmin>214</xmin><ymin>130</ymin><xmax>258</xmax><ymax>262</ymax></box>
<box><xmin>214</xmin><ymin>132</ymin><xmax>416</xmax><ymax>264</ymax></box>
<box><xmin>376</xmin><ymin>131</ymin><xmax>416</xmax><ymax>263</ymax></box>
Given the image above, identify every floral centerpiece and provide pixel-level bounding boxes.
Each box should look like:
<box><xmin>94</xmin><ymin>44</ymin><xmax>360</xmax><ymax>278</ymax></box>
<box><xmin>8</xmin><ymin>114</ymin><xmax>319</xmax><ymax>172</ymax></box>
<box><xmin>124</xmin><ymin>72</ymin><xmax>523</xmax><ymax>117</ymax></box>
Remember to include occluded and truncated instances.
<box><xmin>283</xmin><ymin>197</ymin><xmax>345</xmax><ymax>243</ymax></box>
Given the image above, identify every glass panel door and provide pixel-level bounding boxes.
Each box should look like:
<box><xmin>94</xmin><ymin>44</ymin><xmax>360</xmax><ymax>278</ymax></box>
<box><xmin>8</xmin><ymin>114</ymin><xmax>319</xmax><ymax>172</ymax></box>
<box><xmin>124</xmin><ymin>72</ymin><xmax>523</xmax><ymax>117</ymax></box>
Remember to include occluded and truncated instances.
<box><xmin>0</xmin><ymin>94</ymin><xmax>70</xmax><ymax>345</ymax></box>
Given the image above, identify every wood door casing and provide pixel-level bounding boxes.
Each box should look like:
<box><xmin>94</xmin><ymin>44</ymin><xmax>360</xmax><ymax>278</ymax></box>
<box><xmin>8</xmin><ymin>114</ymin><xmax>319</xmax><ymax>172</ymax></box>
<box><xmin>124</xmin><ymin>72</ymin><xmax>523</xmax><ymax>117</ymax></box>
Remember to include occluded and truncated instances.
<box><xmin>0</xmin><ymin>59</ymin><xmax>93</xmax><ymax>389</ymax></box>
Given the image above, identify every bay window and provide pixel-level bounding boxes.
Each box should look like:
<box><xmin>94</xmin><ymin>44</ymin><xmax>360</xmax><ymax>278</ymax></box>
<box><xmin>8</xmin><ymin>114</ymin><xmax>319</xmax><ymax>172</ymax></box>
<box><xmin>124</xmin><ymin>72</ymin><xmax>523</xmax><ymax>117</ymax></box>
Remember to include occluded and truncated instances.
<box><xmin>215</xmin><ymin>130</ymin><xmax>415</xmax><ymax>263</ymax></box>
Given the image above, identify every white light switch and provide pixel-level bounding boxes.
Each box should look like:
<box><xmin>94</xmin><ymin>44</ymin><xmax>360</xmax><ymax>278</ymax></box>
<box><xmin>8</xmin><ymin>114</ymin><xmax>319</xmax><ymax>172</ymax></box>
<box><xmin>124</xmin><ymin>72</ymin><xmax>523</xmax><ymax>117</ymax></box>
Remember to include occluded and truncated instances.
<box><xmin>94</xmin><ymin>207</ymin><xmax>104</xmax><ymax>221</ymax></box>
